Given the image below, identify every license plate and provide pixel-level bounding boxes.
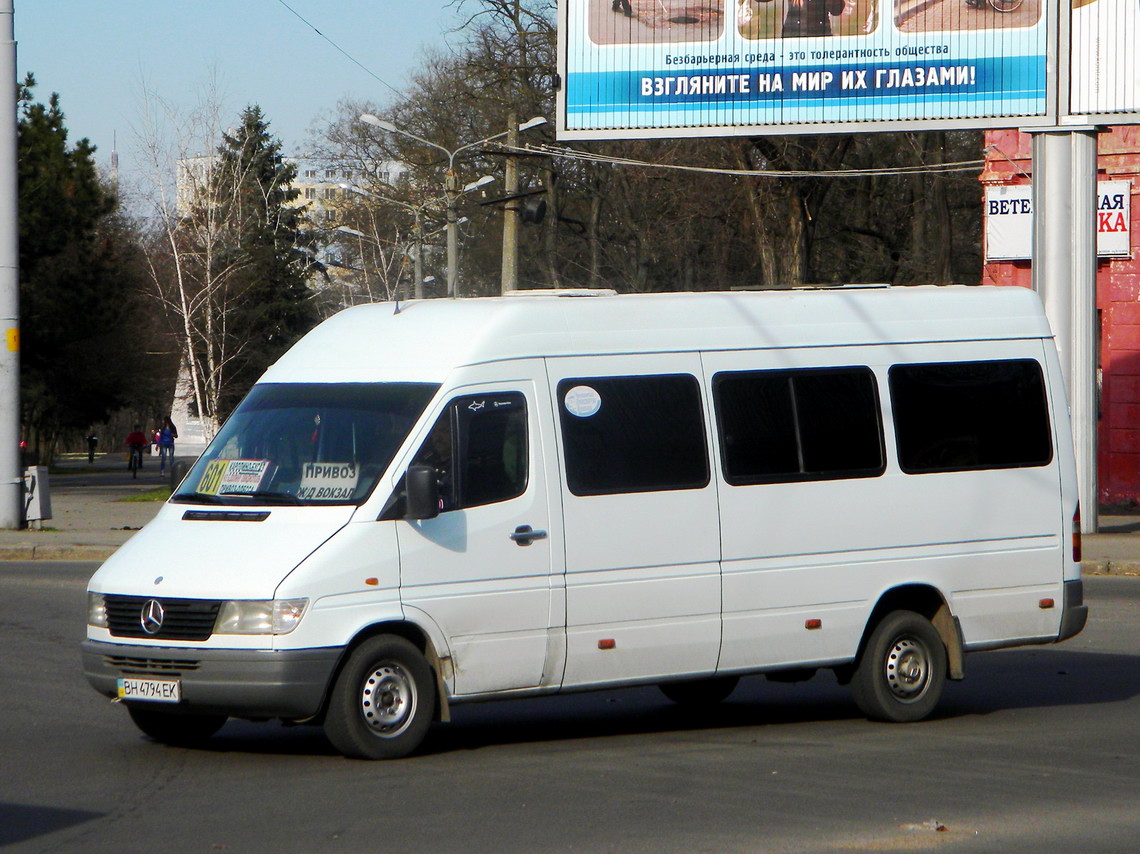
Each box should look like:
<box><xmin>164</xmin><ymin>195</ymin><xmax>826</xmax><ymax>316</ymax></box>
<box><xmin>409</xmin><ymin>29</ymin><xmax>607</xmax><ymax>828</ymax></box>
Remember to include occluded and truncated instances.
<box><xmin>117</xmin><ymin>678</ymin><xmax>181</xmax><ymax>703</ymax></box>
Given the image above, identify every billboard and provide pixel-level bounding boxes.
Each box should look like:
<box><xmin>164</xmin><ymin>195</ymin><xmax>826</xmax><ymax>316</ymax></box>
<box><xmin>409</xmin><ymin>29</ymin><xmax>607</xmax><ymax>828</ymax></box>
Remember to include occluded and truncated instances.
<box><xmin>1070</xmin><ymin>0</ymin><xmax>1140</xmax><ymax>115</ymax></box>
<box><xmin>558</xmin><ymin>0</ymin><xmax>1054</xmax><ymax>137</ymax></box>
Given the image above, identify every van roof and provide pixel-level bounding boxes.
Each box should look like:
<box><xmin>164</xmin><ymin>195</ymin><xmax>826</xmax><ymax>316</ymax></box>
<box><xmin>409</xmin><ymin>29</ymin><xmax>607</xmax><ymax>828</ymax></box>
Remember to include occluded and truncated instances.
<box><xmin>262</xmin><ymin>285</ymin><xmax>1054</xmax><ymax>384</ymax></box>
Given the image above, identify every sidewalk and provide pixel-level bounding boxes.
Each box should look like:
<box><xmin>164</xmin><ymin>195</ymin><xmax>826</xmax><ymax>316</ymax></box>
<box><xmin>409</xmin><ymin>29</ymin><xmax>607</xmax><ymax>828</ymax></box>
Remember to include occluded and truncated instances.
<box><xmin>1</xmin><ymin>453</ymin><xmax>1139</xmax><ymax>574</ymax></box>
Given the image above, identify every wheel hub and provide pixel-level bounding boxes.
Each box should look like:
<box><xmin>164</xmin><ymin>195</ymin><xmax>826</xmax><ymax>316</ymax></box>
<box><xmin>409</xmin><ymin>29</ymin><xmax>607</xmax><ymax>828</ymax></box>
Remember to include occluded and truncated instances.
<box><xmin>360</xmin><ymin>663</ymin><xmax>417</xmax><ymax>737</ymax></box>
<box><xmin>885</xmin><ymin>637</ymin><xmax>930</xmax><ymax>702</ymax></box>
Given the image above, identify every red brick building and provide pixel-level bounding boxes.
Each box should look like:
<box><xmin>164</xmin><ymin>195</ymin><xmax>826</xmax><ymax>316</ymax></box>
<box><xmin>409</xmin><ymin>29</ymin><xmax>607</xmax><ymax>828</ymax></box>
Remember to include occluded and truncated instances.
<box><xmin>981</xmin><ymin>127</ymin><xmax>1140</xmax><ymax>507</ymax></box>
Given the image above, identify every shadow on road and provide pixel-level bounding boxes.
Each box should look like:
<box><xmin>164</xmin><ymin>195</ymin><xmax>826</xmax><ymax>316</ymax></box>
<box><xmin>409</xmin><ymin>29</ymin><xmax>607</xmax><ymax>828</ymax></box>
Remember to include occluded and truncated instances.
<box><xmin>155</xmin><ymin>647</ymin><xmax>1140</xmax><ymax>759</ymax></box>
<box><xmin>0</xmin><ymin>804</ymin><xmax>104</xmax><ymax>847</ymax></box>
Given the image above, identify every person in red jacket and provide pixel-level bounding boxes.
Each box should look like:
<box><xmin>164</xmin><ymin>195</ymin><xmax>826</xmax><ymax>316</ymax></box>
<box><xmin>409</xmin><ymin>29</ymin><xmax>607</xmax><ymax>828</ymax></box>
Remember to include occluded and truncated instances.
<box><xmin>125</xmin><ymin>425</ymin><xmax>147</xmax><ymax>470</ymax></box>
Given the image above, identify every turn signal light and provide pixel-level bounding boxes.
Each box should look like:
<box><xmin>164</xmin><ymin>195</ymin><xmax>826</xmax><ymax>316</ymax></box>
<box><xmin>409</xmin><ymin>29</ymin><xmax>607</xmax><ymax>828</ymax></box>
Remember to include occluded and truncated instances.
<box><xmin>805</xmin><ymin>619</ymin><xmax>823</xmax><ymax>630</ymax></box>
<box><xmin>1039</xmin><ymin>598</ymin><xmax>1055</xmax><ymax>609</ymax></box>
<box><xmin>598</xmin><ymin>639</ymin><xmax>616</xmax><ymax>650</ymax></box>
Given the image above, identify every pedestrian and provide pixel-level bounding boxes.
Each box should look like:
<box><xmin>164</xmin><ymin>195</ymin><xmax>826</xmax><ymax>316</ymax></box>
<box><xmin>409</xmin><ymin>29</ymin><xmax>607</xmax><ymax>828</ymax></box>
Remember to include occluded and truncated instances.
<box><xmin>157</xmin><ymin>416</ymin><xmax>178</xmax><ymax>474</ymax></box>
<box><xmin>86</xmin><ymin>433</ymin><xmax>98</xmax><ymax>464</ymax></box>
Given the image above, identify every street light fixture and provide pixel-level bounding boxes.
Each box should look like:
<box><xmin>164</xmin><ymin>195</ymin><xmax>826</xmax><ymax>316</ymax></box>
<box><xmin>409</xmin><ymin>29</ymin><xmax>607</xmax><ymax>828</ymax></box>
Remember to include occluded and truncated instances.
<box><xmin>358</xmin><ymin>113</ymin><xmax>547</xmax><ymax>297</ymax></box>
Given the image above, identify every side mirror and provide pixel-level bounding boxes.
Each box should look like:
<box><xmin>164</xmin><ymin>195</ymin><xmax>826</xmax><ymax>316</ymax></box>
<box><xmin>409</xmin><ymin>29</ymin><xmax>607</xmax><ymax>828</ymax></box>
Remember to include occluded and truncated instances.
<box><xmin>405</xmin><ymin>465</ymin><xmax>440</xmax><ymax>521</ymax></box>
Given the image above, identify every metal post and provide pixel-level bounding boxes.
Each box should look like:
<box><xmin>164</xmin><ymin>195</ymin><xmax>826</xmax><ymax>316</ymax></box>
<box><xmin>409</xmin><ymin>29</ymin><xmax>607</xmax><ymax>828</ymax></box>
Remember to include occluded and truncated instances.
<box><xmin>0</xmin><ymin>0</ymin><xmax>22</xmax><ymax>529</ymax></box>
<box><xmin>1030</xmin><ymin>127</ymin><xmax>1100</xmax><ymax>534</ymax></box>
<box><xmin>501</xmin><ymin>113</ymin><xmax>519</xmax><ymax>294</ymax></box>
<box><xmin>445</xmin><ymin>172</ymin><xmax>459</xmax><ymax>298</ymax></box>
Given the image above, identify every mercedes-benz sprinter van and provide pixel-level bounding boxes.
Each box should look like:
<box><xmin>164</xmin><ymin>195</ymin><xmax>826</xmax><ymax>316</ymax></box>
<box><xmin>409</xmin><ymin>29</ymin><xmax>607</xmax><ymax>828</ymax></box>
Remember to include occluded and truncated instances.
<box><xmin>83</xmin><ymin>286</ymin><xmax>1087</xmax><ymax>758</ymax></box>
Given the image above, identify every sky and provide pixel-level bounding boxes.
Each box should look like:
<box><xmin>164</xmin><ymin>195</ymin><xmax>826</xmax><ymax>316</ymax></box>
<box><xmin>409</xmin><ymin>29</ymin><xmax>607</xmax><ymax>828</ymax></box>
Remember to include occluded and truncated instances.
<box><xmin>16</xmin><ymin>1</ymin><xmax>466</xmax><ymax>181</ymax></box>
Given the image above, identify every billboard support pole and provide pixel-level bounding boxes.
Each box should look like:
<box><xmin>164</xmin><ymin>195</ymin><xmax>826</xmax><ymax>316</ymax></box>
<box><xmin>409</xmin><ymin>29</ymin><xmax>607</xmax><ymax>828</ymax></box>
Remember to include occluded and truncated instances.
<box><xmin>1030</xmin><ymin>127</ymin><xmax>1100</xmax><ymax>534</ymax></box>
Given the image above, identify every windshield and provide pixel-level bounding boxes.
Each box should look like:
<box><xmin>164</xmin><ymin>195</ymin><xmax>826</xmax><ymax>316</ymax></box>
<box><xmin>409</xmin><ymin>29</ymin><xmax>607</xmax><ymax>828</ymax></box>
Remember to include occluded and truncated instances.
<box><xmin>172</xmin><ymin>382</ymin><xmax>438</xmax><ymax>506</ymax></box>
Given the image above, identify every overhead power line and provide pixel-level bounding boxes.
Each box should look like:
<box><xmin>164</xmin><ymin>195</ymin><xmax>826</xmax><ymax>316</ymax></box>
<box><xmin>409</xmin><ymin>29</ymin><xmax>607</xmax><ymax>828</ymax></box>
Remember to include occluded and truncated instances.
<box><xmin>509</xmin><ymin>142</ymin><xmax>985</xmax><ymax>179</ymax></box>
<box><xmin>274</xmin><ymin>0</ymin><xmax>401</xmax><ymax>97</ymax></box>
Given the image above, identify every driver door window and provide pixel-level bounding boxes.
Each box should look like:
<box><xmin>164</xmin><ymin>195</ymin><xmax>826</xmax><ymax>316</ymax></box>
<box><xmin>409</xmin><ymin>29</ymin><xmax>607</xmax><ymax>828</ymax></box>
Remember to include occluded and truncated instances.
<box><xmin>411</xmin><ymin>392</ymin><xmax>528</xmax><ymax>511</ymax></box>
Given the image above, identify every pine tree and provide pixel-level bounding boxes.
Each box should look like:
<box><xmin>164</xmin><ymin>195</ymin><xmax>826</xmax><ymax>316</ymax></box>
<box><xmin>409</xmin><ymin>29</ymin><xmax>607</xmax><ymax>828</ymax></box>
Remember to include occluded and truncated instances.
<box><xmin>212</xmin><ymin>105</ymin><xmax>316</xmax><ymax>415</ymax></box>
<box><xmin>17</xmin><ymin>75</ymin><xmax>153</xmax><ymax>457</ymax></box>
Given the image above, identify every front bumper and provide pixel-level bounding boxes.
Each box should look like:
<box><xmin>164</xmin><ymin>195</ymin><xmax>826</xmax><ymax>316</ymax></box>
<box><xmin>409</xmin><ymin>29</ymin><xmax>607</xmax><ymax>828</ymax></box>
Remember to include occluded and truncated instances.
<box><xmin>81</xmin><ymin>640</ymin><xmax>343</xmax><ymax>720</ymax></box>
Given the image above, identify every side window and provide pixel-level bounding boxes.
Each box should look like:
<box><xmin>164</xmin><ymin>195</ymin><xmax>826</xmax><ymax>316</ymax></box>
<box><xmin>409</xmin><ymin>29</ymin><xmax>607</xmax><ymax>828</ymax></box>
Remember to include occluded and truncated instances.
<box><xmin>557</xmin><ymin>374</ymin><xmax>709</xmax><ymax>496</ymax></box>
<box><xmin>714</xmin><ymin>367</ymin><xmax>885</xmax><ymax>485</ymax></box>
<box><xmin>889</xmin><ymin>360</ymin><xmax>1053</xmax><ymax>474</ymax></box>
<box><xmin>410</xmin><ymin>392</ymin><xmax>528</xmax><ymax>511</ymax></box>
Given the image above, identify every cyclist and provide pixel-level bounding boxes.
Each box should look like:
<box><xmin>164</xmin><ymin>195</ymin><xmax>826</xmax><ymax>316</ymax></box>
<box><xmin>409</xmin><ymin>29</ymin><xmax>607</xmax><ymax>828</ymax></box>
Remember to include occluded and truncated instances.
<box><xmin>125</xmin><ymin>425</ymin><xmax>147</xmax><ymax>474</ymax></box>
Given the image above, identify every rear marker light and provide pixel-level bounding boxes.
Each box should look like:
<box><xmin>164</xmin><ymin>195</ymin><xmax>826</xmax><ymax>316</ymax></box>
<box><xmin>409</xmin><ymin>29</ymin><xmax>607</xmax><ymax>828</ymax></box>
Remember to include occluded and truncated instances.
<box><xmin>598</xmin><ymin>639</ymin><xmax>616</xmax><ymax>650</ymax></box>
<box><xmin>1073</xmin><ymin>505</ymin><xmax>1082</xmax><ymax>563</ymax></box>
<box><xmin>805</xmin><ymin>619</ymin><xmax>822</xmax><ymax>630</ymax></box>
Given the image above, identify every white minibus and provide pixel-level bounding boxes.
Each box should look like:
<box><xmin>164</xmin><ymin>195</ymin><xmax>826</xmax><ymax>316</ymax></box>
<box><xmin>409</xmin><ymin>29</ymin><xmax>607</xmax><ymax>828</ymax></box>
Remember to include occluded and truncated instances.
<box><xmin>82</xmin><ymin>286</ymin><xmax>1087</xmax><ymax>759</ymax></box>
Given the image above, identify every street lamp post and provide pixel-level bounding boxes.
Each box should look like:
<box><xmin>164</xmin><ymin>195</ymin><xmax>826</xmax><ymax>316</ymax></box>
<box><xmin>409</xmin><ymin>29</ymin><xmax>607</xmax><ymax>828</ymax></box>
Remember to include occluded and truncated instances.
<box><xmin>359</xmin><ymin>114</ymin><xmax>546</xmax><ymax>297</ymax></box>
<box><xmin>340</xmin><ymin>184</ymin><xmax>430</xmax><ymax>298</ymax></box>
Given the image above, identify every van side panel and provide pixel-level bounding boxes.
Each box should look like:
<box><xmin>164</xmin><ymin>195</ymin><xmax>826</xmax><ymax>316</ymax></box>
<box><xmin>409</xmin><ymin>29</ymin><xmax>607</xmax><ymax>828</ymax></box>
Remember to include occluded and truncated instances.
<box><xmin>547</xmin><ymin>354</ymin><xmax>723</xmax><ymax>687</ymax></box>
<box><xmin>706</xmin><ymin>341</ymin><xmax>1066</xmax><ymax>673</ymax></box>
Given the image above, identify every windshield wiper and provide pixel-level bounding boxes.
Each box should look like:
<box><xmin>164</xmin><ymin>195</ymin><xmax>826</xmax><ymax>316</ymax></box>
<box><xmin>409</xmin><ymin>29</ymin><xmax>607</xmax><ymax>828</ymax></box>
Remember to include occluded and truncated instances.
<box><xmin>218</xmin><ymin>489</ymin><xmax>303</xmax><ymax>505</ymax></box>
<box><xmin>170</xmin><ymin>492</ymin><xmax>225</xmax><ymax>505</ymax></box>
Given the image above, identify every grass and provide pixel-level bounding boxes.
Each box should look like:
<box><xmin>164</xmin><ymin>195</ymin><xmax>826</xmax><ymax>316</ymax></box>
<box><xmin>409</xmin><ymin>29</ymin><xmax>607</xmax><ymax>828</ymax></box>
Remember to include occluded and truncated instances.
<box><xmin>119</xmin><ymin>487</ymin><xmax>171</xmax><ymax>503</ymax></box>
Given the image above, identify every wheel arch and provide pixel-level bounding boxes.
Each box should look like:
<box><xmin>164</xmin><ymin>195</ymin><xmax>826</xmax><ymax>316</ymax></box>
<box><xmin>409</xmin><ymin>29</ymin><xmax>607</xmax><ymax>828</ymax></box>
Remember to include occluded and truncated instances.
<box><xmin>329</xmin><ymin>620</ymin><xmax>451</xmax><ymax>723</ymax></box>
<box><xmin>847</xmin><ymin>584</ymin><xmax>964</xmax><ymax>682</ymax></box>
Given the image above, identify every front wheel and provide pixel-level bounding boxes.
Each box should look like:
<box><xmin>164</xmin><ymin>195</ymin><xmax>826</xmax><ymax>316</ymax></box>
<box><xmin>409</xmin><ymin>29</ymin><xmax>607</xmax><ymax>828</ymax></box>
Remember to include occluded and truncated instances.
<box><xmin>324</xmin><ymin>635</ymin><xmax>436</xmax><ymax>759</ymax></box>
<box><xmin>127</xmin><ymin>706</ymin><xmax>227</xmax><ymax>745</ymax></box>
<box><xmin>851</xmin><ymin>610</ymin><xmax>947</xmax><ymax>723</ymax></box>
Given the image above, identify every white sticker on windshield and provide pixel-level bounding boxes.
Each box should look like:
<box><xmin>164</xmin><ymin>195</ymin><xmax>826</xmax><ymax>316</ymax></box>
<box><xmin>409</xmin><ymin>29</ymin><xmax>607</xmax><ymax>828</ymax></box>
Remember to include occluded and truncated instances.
<box><xmin>564</xmin><ymin>385</ymin><xmax>602</xmax><ymax>418</ymax></box>
<box><xmin>298</xmin><ymin>462</ymin><xmax>359</xmax><ymax>501</ymax></box>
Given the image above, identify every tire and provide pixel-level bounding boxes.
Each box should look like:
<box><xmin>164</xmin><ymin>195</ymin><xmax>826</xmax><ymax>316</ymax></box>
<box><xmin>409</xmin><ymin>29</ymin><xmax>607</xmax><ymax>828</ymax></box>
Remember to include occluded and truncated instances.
<box><xmin>127</xmin><ymin>706</ymin><xmax>227</xmax><ymax>745</ymax></box>
<box><xmin>851</xmin><ymin>610</ymin><xmax>947</xmax><ymax>723</ymax></box>
<box><xmin>659</xmin><ymin>675</ymin><xmax>739</xmax><ymax>706</ymax></box>
<box><xmin>324</xmin><ymin>635</ymin><xmax>436</xmax><ymax>760</ymax></box>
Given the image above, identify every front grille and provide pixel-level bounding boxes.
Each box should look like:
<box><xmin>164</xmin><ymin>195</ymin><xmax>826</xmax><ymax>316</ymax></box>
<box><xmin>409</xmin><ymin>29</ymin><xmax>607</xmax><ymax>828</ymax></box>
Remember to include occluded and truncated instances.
<box><xmin>104</xmin><ymin>655</ymin><xmax>202</xmax><ymax>677</ymax></box>
<box><xmin>105</xmin><ymin>596</ymin><xmax>221</xmax><ymax>641</ymax></box>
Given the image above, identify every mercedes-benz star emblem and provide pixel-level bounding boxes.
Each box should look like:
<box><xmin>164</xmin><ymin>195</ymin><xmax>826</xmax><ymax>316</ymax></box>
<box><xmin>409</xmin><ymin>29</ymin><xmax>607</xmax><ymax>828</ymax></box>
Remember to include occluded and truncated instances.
<box><xmin>140</xmin><ymin>599</ymin><xmax>165</xmax><ymax>635</ymax></box>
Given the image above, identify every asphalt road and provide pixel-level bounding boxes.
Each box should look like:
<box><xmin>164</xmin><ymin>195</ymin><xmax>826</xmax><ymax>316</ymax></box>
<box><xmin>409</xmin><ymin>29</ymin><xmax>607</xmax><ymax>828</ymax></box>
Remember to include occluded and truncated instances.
<box><xmin>2</xmin><ymin>564</ymin><xmax>1138</xmax><ymax>853</ymax></box>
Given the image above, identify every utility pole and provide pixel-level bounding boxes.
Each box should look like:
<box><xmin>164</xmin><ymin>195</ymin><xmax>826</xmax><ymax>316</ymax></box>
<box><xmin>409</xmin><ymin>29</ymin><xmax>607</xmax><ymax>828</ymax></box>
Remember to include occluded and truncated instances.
<box><xmin>445</xmin><ymin>171</ymin><xmax>459</xmax><ymax>298</ymax></box>
<box><xmin>0</xmin><ymin>0</ymin><xmax>20</xmax><ymax>529</ymax></box>
<box><xmin>412</xmin><ymin>207</ymin><xmax>425</xmax><ymax>299</ymax></box>
<box><xmin>501</xmin><ymin>112</ymin><xmax>519</xmax><ymax>294</ymax></box>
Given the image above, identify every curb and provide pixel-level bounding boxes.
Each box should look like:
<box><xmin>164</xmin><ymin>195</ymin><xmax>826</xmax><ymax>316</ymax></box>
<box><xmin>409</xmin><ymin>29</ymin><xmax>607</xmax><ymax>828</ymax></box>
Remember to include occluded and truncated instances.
<box><xmin>1081</xmin><ymin>560</ymin><xmax>1140</xmax><ymax>577</ymax></box>
<box><xmin>0</xmin><ymin>544</ymin><xmax>118</xmax><ymax>562</ymax></box>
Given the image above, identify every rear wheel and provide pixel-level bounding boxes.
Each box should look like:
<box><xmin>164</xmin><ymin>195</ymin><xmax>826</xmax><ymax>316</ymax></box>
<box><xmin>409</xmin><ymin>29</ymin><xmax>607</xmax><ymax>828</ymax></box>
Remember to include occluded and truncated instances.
<box><xmin>324</xmin><ymin>635</ymin><xmax>436</xmax><ymax>759</ymax></box>
<box><xmin>659</xmin><ymin>675</ymin><xmax>739</xmax><ymax>706</ymax></box>
<box><xmin>851</xmin><ymin>610</ymin><xmax>947</xmax><ymax>722</ymax></box>
<box><xmin>127</xmin><ymin>706</ymin><xmax>227</xmax><ymax>745</ymax></box>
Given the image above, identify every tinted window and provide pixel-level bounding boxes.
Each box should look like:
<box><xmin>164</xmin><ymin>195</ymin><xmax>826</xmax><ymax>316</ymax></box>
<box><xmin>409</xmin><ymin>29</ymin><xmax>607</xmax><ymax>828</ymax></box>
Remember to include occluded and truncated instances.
<box><xmin>889</xmin><ymin>360</ymin><xmax>1052</xmax><ymax>473</ymax></box>
<box><xmin>557</xmin><ymin>375</ymin><xmax>709</xmax><ymax>496</ymax></box>
<box><xmin>714</xmin><ymin>367</ymin><xmax>884</xmax><ymax>485</ymax></box>
<box><xmin>410</xmin><ymin>392</ymin><xmax>528</xmax><ymax>511</ymax></box>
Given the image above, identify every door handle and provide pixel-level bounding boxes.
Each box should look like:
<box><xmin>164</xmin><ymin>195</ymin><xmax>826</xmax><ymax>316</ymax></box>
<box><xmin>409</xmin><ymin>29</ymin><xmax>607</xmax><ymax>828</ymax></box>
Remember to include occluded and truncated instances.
<box><xmin>510</xmin><ymin>525</ymin><xmax>548</xmax><ymax>546</ymax></box>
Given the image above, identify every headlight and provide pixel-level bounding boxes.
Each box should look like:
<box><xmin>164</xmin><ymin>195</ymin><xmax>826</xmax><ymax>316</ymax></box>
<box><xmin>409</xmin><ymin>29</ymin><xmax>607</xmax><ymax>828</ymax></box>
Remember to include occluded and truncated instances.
<box><xmin>215</xmin><ymin>599</ymin><xmax>308</xmax><ymax>635</ymax></box>
<box><xmin>87</xmin><ymin>592</ymin><xmax>108</xmax><ymax>628</ymax></box>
